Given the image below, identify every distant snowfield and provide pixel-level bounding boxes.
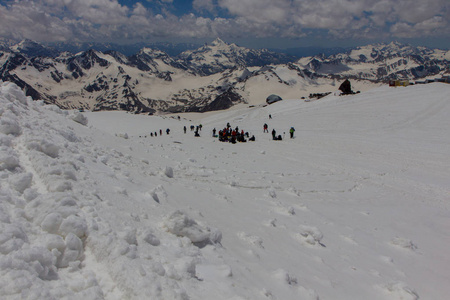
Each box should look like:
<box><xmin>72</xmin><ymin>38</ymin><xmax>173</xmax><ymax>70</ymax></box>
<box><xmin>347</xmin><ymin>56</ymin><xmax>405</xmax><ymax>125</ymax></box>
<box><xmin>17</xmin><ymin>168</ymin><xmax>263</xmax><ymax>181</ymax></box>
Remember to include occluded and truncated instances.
<box><xmin>1</xmin><ymin>81</ymin><xmax>449</xmax><ymax>300</ymax></box>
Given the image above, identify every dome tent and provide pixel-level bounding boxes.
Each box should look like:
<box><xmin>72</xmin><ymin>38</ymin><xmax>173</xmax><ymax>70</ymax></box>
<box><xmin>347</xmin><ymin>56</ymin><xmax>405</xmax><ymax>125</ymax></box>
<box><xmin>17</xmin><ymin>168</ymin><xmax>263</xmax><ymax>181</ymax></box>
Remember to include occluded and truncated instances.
<box><xmin>266</xmin><ymin>94</ymin><xmax>282</xmax><ymax>104</ymax></box>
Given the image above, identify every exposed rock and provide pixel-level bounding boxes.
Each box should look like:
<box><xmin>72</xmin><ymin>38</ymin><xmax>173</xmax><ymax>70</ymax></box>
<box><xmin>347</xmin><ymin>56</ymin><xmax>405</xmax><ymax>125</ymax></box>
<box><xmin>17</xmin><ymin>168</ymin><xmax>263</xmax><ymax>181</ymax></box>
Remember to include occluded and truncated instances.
<box><xmin>199</xmin><ymin>89</ymin><xmax>243</xmax><ymax>112</ymax></box>
<box><xmin>339</xmin><ymin>79</ymin><xmax>353</xmax><ymax>95</ymax></box>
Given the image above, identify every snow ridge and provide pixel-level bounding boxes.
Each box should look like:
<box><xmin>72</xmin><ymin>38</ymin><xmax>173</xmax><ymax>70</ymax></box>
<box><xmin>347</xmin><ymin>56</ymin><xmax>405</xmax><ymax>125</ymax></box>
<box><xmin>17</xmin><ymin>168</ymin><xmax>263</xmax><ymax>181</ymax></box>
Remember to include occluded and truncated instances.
<box><xmin>0</xmin><ymin>82</ymin><xmax>226</xmax><ymax>299</ymax></box>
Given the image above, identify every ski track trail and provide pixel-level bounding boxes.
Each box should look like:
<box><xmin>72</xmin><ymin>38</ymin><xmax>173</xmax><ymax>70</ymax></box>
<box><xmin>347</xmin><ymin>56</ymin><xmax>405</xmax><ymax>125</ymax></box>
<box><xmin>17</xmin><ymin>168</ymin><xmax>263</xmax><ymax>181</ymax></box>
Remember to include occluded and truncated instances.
<box><xmin>13</xmin><ymin>138</ymin><xmax>47</xmax><ymax>194</ymax></box>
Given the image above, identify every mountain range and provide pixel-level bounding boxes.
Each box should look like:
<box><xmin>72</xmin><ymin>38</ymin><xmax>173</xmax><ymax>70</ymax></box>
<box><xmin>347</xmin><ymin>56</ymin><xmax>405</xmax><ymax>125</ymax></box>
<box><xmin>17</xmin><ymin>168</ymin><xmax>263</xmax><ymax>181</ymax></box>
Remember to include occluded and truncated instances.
<box><xmin>1</xmin><ymin>39</ymin><xmax>449</xmax><ymax>114</ymax></box>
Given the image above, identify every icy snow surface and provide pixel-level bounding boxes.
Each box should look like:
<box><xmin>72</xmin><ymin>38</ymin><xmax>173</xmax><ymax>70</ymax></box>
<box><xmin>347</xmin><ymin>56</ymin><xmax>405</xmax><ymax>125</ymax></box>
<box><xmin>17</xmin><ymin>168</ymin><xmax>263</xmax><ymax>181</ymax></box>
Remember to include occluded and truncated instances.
<box><xmin>1</xmin><ymin>80</ymin><xmax>449</xmax><ymax>300</ymax></box>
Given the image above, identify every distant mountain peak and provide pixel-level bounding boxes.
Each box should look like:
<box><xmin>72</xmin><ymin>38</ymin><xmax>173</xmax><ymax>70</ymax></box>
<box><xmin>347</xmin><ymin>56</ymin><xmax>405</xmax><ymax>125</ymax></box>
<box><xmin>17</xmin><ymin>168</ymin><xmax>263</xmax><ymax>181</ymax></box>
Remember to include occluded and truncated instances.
<box><xmin>211</xmin><ymin>38</ymin><xmax>227</xmax><ymax>46</ymax></box>
<box><xmin>177</xmin><ymin>39</ymin><xmax>295</xmax><ymax>75</ymax></box>
<box><xmin>140</xmin><ymin>47</ymin><xmax>169</xmax><ymax>58</ymax></box>
<box><xmin>10</xmin><ymin>39</ymin><xmax>60</xmax><ymax>58</ymax></box>
<box><xmin>11</xmin><ymin>39</ymin><xmax>41</xmax><ymax>51</ymax></box>
<box><xmin>388</xmin><ymin>41</ymin><xmax>402</xmax><ymax>46</ymax></box>
<box><xmin>2</xmin><ymin>39</ymin><xmax>448</xmax><ymax>115</ymax></box>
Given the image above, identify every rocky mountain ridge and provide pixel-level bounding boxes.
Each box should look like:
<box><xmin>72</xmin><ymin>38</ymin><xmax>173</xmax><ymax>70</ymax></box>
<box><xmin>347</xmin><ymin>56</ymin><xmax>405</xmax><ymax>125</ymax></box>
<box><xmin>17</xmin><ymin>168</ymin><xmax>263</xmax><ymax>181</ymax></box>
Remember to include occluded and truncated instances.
<box><xmin>1</xmin><ymin>39</ymin><xmax>449</xmax><ymax>114</ymax></box>
<box><xmin>298</xmin><ymin>42</ymin><xmax>450</xmax><ymax>81</ymax></box>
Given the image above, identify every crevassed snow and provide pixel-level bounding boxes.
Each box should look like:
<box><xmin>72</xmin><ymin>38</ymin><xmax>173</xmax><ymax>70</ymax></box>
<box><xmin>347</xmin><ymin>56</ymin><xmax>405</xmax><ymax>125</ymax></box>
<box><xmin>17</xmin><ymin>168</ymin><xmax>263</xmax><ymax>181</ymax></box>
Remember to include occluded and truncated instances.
<box><xmin>1</xmin><ymin>80</ymin><xmax>450</xmax><ymax>300</ymax></box>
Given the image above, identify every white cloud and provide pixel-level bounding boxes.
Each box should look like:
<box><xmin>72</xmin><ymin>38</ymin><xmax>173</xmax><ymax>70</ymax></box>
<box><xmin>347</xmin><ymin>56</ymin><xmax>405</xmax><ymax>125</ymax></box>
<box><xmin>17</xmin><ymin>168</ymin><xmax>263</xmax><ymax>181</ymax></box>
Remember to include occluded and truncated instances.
<box><xmin>62</xmin><ymin>0</ymin><xmax>130</xmax><ymax>25</ymax></box>
<box><xmin>132</xmin><ymin>3</ymin><xmax>148</xmax><ymax>16</ymax></box>
<box><xmin>219</xmin><ymin>0</ymin><xmax>290</xmax><ymax>24</ymax></box>
<box><xmin>193</xmin><ymin>0</ymin><xmax>215</xmax><ymax>13</ymax></box>
<box><xmin>0</xmin><ymin>2</ymin><xmax>73</xmax><ymax>41</ymax></box>
<box><xmin>392</xmin><ymin>0</ymin><xmax>446</xmax><ymax>24</ymax></box>
<box><xmin>0</xmin><ymin>0</ymin><xmax>449</xmax><ymax>44</ymax></box>
<box><xmin>390</xmin><ymin>16</ymin><xmax>449</xmax><ymax>38</ymax></box>
<box><xmin>217</xmin><ymin>0</ymin><xmax>450</xmax><ymax>40</ymax></box>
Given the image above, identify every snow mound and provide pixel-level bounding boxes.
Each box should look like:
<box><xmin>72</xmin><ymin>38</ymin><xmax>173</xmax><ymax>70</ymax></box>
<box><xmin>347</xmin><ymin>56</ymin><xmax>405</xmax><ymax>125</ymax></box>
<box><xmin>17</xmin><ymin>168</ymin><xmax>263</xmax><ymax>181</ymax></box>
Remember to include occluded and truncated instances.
<box><xmin>163</xmin><ymin>210</ymin><xmax>222</xmax><ymax>247</ymax></box>
<box><xmin>0</xmin><ymin>81</ymin><xmax>97</xmax><ymax>299</ymax></box>
<box><xmin>68</xmin><ymin>111</ymin><xmax>88</xmax><ymax>126</ymax></box>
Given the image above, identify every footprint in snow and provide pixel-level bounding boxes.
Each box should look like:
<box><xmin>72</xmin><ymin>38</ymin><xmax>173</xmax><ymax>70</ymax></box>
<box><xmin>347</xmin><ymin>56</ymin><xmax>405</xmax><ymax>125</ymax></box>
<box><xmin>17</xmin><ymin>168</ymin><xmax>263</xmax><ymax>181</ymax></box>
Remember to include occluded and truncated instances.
<box><xmin>195</xmin><ymin>264</ymin><xmax>232</xmax><ymax>281</ymax></box>
<box><xmin>272</xmin><ymin>269</ymin><xmax>298</xmax><ymax>285</ymax></box>
<box><xmin>267</xmin><ymin>218</ymin><xmax>277</xmax><ymax>227</ymax></box>
<box><xmin>380</xmin><ymin>255</ymin><xmax>394</xmax><ymax>264</ymax></box>
<box><xmin>297</xmin><ymin>285</ymin><xmax>320</xmax><ymax>300</ymax></box>
<box><xmin>390</xmin><ymin>237</ymin><xmax>418</xmax><ymax>252</ymax></box>
<box><xmin>148</xmin><ymin>185</ymin><xmax>167</xmax><ymax>204</ymax></box>
<box><xmin>273</xmin><ymin>205</ymin><xmax>296</xmax><ymax>216</ymax></box>
<box><xmin>296</xmin><ymin>225</ymin><xmax>326</xmax><ymax>247</ymax></box>
<box><xmin>237</xmin><ymin>232</ymin><xmax>264</xmax><ymax>249</ymax></box>
<box><xmin>340</xmin><ymin>235</ymin><xmax>358</xmax><ymax>245</ymax></box>
<box><xmin>294</xmin><ymin>203</ymin><xmax>309</xmax><ymax>211</ymax></box>
<box><xmin>380</xmin><ymin>282</ymin><xmax>419</xmax><ymax>300</ymax></box>
<box><xmin>267</xmin><ymin>187</ymin><xmax>277</xmax><ymax>198</ymax></box>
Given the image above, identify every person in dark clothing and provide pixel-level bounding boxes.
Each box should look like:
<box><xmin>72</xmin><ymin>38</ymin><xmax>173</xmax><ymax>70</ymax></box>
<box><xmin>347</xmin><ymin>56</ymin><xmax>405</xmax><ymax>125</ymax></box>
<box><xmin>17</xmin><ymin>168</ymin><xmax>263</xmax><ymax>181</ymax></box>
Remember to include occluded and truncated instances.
<box><xmin>237</xmin><ymin>134</ymin><xmax>246</xmax><ymax>142</ymax></box>
<box><xmin>212</xmin><ymin>128</ymin><xmax>216</xmax><ymax>137</ymax></box>
<box><xmin>263</xmin><ymin>123</ymin><xmax>268</xmax><ymax>133</ymax></box>
<box><xmin>166</xmin><ymin>128</ymin><xmax>170</xmax><ymax>135</ymax></box>
<box><xmin>249</xmin><ymin>135</ymin><xmax>255</xmax><ymax>141</ymax></box>
<box><xmin>272</xmin><ymin>129</ymin><xmax>276</xmax><ymax>140</ymax></box>
<box><xmin>184</xmin><ymin>126</ymin><xmax>187</xmax><ymax>134</ymax></box>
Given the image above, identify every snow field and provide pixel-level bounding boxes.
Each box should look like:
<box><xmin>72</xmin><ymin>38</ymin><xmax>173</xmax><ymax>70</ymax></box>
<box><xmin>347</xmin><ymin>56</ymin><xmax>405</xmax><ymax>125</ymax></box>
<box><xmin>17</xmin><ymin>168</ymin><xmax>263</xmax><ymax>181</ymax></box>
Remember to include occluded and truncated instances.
<box><xmin>1</xmin><ymin>80</ymin><xmax>450</xmax><ymax>299</ymax></box>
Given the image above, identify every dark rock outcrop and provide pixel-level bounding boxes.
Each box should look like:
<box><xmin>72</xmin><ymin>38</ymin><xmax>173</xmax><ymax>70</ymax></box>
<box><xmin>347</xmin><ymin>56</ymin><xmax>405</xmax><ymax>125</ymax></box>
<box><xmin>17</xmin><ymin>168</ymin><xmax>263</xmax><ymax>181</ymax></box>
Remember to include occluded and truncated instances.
<box><xmin>339</xmin><ymin>79</ymin><xmax>353</xmax><ymax>95</ymax></box>
<box><xmin>198</xmin><ymin>89</ymin><xmax>242</xmax><ymax>112</ymax></box>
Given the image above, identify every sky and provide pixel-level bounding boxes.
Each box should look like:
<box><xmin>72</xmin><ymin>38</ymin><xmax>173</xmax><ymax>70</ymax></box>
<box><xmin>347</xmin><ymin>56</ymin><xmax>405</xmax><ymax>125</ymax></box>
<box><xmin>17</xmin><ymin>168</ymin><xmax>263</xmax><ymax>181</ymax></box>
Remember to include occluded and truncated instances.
<box><xmin>0</xmin><ymin>0</ymin><xmax>450</xmax><ymax>50</ymax></box>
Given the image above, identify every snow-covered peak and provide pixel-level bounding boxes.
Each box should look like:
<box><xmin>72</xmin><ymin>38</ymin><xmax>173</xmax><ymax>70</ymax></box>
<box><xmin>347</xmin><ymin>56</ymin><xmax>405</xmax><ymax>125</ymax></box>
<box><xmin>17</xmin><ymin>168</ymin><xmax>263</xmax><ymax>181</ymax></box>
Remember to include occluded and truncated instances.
<box><xmin>0</xmin><ymin>38</ymin><xmax>15</xmax><ymax>51</ymax></box>
<box><xmin>127</xmin><ymin>47</ymin><xmax>185</xmax><ymax>73</ymax></box>
<box><xmin>386</xmin><ymin>41</ymin><xmax>403</xmax><ymax>49</ymax></box>
<box><xmin>178</xmin><ymin>39</ymin><xmax>293</xmax><ymax>75</ymax></box>
<box><xmin>296</xmin><ymin>42</ymin><xmax>449</xmax><ymax>79</ymax></box>
<box><xmin>10</xmin><ymin>39</ymin><xmax>38</xmax><ymax>51</ymax></box>
<box><xmin>66</xmin><ymin>49</ymin><xmax>110</xmax><ymax>74</ymax></box>
<box><xmin>139</xmin><ymin>47</ymin><xmax>170</xmax><ymax>59</ymax></box>
<box><xmin>10</xmin><ymin>39</ymin><xmax>60</xmax><ymax>57</ymax></box>
<box><xmin>211</xmin><ymin>38</ymin><xmax>227</xmax><ymax>47</ymax></box>
<box><xmin>103</xmin><ymin>50</ymin><xmax>129</xmax><ymax>65</ymax></box>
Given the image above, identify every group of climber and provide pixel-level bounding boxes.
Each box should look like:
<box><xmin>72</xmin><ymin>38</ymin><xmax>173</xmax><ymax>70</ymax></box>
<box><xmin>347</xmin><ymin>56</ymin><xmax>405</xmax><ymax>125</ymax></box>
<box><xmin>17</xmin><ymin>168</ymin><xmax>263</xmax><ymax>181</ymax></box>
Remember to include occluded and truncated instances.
<box><xmin>215</xmin><ymin>123</ymin><xmax>255</xmax><ymax>144</ymax></box>
<box><xmin>143</xmin><ymin>118</ymin><xmax>295</xmax><ymax>143</ymax></box>
<box><xmin>264</xmin><ymin>123</ymin><xmax>295</xmax><ymax>140</ymax></box>
<box><xmin>147</xmin><ymin>128</ymin><xmax>171</xmax><ymax>137</ymax></box>
<box><xmin>183</xmin><ymin>124</ymin><xmax>203</xmax><ymax>137</ymax></box>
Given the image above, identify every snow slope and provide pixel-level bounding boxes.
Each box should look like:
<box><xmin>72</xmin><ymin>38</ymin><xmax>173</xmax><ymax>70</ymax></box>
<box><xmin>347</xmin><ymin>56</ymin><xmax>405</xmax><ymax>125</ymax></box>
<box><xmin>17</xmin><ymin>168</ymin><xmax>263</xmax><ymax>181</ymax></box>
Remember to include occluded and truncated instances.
<box><xmin>1</xmin><ymin>80</ymin><xmax>449</xmax><ymax>300</ymax></box>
